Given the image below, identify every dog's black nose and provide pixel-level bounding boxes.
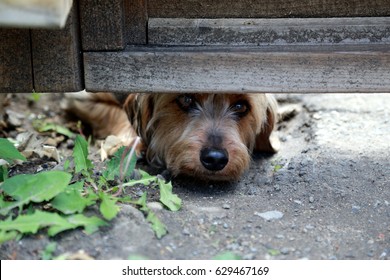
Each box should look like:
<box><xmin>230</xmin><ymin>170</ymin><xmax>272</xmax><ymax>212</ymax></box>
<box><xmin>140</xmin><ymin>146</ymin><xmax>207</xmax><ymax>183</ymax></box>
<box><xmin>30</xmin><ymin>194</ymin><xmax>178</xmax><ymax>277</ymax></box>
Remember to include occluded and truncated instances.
<box><xmin>200</xmin><ymin>148</ymin><xmax>228</xmax><ymax>171</ymax></box>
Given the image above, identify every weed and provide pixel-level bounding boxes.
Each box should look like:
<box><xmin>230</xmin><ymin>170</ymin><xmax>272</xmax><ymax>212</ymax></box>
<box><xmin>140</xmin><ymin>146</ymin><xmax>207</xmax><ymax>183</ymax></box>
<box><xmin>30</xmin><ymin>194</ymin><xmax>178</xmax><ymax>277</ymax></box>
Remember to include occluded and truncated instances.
<box><xmin>0</xmin><ymin>136</ymin><xmax>182</xmax><ymax>244</ymax></box>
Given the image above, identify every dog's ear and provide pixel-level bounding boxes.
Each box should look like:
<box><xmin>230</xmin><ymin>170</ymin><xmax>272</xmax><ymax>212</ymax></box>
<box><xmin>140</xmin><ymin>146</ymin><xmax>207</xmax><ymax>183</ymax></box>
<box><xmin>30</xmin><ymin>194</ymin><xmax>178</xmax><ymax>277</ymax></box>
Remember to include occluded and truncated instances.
<box><xmin>254</xmin><ymin>96</ymin><xmax>280</xmax><ymax>153</ymax></box>
<box><xmin>123</xmin><ymin>93</ymin><xmax>154</xmax><ymax>145</ymax></box>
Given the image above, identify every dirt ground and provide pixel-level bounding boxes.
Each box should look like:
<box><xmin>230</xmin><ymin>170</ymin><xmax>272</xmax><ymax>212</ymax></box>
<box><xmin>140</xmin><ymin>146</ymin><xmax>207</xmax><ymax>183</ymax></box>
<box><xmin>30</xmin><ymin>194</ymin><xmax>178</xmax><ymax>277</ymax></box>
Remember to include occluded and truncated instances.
<box><xmin>0</xmin><ymin>92</ymin><xmax>389</xmax><ymax>260</ymax></box>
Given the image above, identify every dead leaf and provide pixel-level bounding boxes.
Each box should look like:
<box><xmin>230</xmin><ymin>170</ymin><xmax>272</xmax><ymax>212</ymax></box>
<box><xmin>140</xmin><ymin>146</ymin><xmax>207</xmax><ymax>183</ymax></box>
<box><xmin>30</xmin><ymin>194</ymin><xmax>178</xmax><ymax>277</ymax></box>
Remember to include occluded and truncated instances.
<box><xmin>16</xmin><ymin>132</ymin><xmax>61</xmax><ymax>162</ymax></box>
<box><xmin>100</xmin><ymin>135</ymin><xmax>126</xmax><ymax>161</ymax></box>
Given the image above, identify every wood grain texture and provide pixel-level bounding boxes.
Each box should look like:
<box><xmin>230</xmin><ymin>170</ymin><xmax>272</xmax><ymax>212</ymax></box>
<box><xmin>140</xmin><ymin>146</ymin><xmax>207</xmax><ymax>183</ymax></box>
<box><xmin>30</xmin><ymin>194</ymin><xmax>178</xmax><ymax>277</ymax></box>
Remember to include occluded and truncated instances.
<box><xmin>149</xmin><ymin>17</ymin><xmax>390</xmax><ymax>46</ymax></box>
<box><xmin>31</xmin><ymin>5</ymin><xmax>83</xmax><ymax>92</ymax></box>
<box><xmin>84</xmin><ymin>45</ymin><xmax>390</xmax><ymax>93</ymax></box>
<box><xmin>124</xmin><ymin>0</ymin><xmax>148</xmax><ymax>45</ymax></box>
<box><xmin>0</xmin><ymin>29</ymin><xmax>33</xmax><ymax>93</ymax></box>
<box><xmin>148</xmin><ymin>0</ymin><xmax>390</xmax><ymax>18</ymax></box>
<box><xmin>79</xmin><ymin>0</ymin><xmax>125</xmax><ymax>50</ymax></box>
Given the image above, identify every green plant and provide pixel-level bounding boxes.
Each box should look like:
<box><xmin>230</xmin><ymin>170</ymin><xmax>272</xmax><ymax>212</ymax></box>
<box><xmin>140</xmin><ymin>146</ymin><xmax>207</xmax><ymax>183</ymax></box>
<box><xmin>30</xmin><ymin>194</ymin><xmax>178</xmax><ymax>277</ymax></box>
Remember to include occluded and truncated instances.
<box><xmin>0</xmin><ymin>136</ymin><xmax>182</xmax><ymax>244</ymax></box>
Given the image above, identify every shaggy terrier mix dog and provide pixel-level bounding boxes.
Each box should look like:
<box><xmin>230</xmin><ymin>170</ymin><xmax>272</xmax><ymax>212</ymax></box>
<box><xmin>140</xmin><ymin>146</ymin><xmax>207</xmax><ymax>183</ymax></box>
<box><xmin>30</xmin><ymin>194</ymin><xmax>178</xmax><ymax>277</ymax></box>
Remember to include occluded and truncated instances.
<box><xmin>65</xmin><ymin>92</ymin><xmax>279</xmax><ymax>181</ymax></box>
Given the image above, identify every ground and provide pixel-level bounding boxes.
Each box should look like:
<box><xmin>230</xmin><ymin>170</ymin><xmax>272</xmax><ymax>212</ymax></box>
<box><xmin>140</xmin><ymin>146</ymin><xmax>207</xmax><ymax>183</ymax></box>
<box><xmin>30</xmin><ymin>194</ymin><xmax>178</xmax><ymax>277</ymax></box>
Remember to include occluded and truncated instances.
<box><xmin>0</xmin><ymin>93</ymin><xmax>389</xmax><ymax>260</ymax></box>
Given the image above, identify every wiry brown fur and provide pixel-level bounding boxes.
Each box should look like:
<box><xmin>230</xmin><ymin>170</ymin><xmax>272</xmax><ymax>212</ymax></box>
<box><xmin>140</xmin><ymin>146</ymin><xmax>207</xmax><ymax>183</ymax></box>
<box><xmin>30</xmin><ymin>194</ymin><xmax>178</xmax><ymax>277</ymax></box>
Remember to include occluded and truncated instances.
<box><xmin>64</xmin><ymin>92</ymin><xmax>278</xmax><ymax>181</ymax></box>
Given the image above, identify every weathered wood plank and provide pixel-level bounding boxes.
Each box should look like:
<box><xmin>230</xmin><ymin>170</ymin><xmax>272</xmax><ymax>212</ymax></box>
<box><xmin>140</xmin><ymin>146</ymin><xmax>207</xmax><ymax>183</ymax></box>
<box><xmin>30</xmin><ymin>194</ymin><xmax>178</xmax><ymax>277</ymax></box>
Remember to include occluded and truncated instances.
<box><xmin>149</xmin><ymin>17</ymin><xmax>390</xmax><ymax>46</ymax></box>
<box><xmin>31</xmin><ymin>5</ymin><xmax>83</xmax><ymax>92</ymax></box>
<box><xmin>0</xmin><ymin>29</ymin><xmax>33</xmax><ymax>93</ymax></box>
<box><xmin>123</xmin><ymin>0</ymin><xmax>148</xmax><ymax>45</ymax></box>
<box><xmin>148</xmin><ymin>0</ymin><xmax>390</xmax><ymax>18</ymax></box>
<box><xmin>0</xmin><ymin>0</ymin><xmax>73</xmax><ymax>28</ymax></box>
<box><xmin>78</xmin><ymin>0</ymin><xmax>125</xmax><ymax>50</ymax></box>
<box><xmin>84</xmin><ymin>45</ymin><xmax>390</xmax><ymax>93</ymax></box>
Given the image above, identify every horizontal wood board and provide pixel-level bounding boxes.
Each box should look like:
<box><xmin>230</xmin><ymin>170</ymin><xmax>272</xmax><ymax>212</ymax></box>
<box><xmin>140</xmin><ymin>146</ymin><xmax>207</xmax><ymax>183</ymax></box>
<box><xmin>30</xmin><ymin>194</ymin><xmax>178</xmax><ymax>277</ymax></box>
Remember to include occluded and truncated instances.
<box><xmin>148</xmin><ymin>0</ymin><xmax>390</xmax><ymax>18</ymax></box>
<box><xmin>84</xmin><ymin>45</ymin><xmax>390</xmax><ymax>93</ymax></box>
<box><xmin>149</xmin><ymin>17</ymin><xmax>390</xmax><ymax>46</ymax></box>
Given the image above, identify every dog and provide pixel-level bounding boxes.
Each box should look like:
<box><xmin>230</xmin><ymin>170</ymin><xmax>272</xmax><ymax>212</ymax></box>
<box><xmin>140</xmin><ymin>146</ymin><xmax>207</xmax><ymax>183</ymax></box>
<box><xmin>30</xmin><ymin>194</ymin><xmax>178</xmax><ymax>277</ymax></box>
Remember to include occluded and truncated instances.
<box><xmin>64</xmin><ymin>92</ymin><xmax>279</xmax><ymax>181</ymax></box>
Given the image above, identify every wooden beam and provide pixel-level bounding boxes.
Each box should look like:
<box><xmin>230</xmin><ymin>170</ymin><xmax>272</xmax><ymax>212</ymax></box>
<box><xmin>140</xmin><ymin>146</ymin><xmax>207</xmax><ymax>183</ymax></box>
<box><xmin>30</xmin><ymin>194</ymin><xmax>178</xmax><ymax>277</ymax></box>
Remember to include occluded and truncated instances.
<box><xmin>0</xmin><ymin>29</ymin><xmax>33</xmax><ymax>93</ymax></box>
<box><xmin>78</xmin><ymin>0</ymin><xmax>125</xmax><ymax>51</ymax></box>
<box><xmin>31</xmin><ymin>4</ymin><xmax>83</xmax><ymax>92</ymax></box>
<box><xmin>84</xmin><ymin>45</ymin><xmax>390</xmax><ymax>93</ymax></box>
<box><xmin>148</xmin><ymin>0</ymin><xmax>390</xmax><ymax>18</ymax></box>
<box><xmin>0</xmin><ymin>0</ymin><xmax>73</xmax><ymax>28</ymax></box>
<box><xmin>149</xmin><ymin>17</ymin><xmax>390</xmax><ymax>46</ymax></box>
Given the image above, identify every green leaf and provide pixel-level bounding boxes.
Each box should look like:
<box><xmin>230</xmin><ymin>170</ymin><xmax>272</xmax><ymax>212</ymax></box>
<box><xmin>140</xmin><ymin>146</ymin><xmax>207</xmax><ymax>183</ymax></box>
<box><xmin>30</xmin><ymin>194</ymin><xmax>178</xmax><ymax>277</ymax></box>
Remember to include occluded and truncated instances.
<box><xmin>274</xmin><ymin>164</ymin><xmax>283</xmax><ymax>172</ymax></box>
<box><xmin>0</xmin><ymin>194</ymin><xmax>13</xmax><ymax>211</ymax></box>
<box><xmin>51</xmin><ymin>181</ymin><xmax>96</xmax><ymax>214</ymax></box>
<box><xmin>63</xmin><ymin>214</ymin><xmax>108</xmax><ymax>235</ymax></box>
<box><xmin>135</xmin><ymin>193</ymin><xmax>167</xmax><ymax>239</ymax></box>
<box><xmin>213</xmin><ymin>251</ymin><xmax>242</xmax><ymax>260</ymax></box>
<box><xmin>0</xmin><ymin>210</ymin><xmax>107</xmax><ymax>237</ymax></box>
<box><xmin>268</xmin><ymin>249</ymin><xmax>280</xmax><ymax>256</ymax></box>
<box><xmin>0</xmin><ymin>230</ymin><xmax>19</xmax><ymax>244</ymax></box>
<box><xmin>0</xmin><ymin>138</ymin><xmax>26</xmax><ymax>163</ymax></box>
<box><xmin>73</xmin><ymin>135</ymin><xmax>93</xmax><ymax>174</ymax></box>
<box><xmin>99</xmin><ymin>192</ymin><xmax>120</xmax><ymax>220</ymax></box>
<box><xmin>0</xmin><ymin>171</ymin><xmax>72</xmax><ymax>215</ymax></box>
<box><xmin>41</xmin><ymin>242</ymin><xmax>57</xmax><ymax>260</ymax></box>
<box><xmin>0</xmin><ymin>211</ymin><xmax>73</xmax><ymax>234</ymax></box>
<box><xmin>158</xmin><ymin>178</ymin><xmax>182</xmax><ymax>212</ymax></box>
<box><xmin>146</xmin><ymin>211</ymin><xmax>167</xmax><ymax>239</ymax></box>
<box><xmin>28</xmin><ymin>92</ymin><xmax>41</xmax><ymax>103</ymax></box>
<box><xmin>34</xmin><ymin>121</ymin><xmax>74</xmax><ymax>138</ymax></box>
<box><xmin>0</xmin><ymin>165</ymin><xmax>7</xmax><ymax>182</ymax></box>
<box><xmin>102</xmin><ymin>146</ymin><xmax>136</xmax><ymax>181</ymax></box>
<box><xmin>127</xmin><ymin>254</ymin><xmax>148</xmax><ymax>260</ymax></box>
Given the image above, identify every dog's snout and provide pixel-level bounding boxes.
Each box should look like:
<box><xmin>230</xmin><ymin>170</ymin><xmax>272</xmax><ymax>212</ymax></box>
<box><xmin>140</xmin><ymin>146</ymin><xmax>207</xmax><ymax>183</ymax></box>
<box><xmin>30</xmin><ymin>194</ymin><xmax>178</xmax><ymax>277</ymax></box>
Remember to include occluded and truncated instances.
<box><xmin>200</xmin><ymin>148</ymin><xmax>229</xmax><ymax>171</ymax></box>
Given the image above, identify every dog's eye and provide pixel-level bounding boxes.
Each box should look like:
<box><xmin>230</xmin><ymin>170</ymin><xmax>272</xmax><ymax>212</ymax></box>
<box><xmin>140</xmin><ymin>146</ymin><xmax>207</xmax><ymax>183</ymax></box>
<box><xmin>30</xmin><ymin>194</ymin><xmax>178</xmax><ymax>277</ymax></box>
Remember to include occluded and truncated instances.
<box><xmin>176</xmin><ymin>95</ymin><xmax>196</xmax><ymax>112</ymax></box>
<box><xmin>230</xmin><ymin>101</ymin><xmax>250</xmax><ymax>117</ymax></box>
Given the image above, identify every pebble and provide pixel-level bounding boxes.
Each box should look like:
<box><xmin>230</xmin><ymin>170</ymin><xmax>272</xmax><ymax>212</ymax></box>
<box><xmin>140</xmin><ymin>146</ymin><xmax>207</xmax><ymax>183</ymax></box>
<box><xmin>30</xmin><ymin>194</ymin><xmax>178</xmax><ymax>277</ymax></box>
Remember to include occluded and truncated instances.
<box><xmin>147</xmin><ymin>202</ymin><xmax>163</xmax><ymax>211</ymax></box>
<box><xmin>309</xmin><ymin>196</ymin><xmax>315</xmax><ymax>203</ymax></box>
<box><xmin>280</xmin><ymin>247</ymin><xmax>290</xmax><ymax>255</ymax></box>
<box><xmin>222</xmin><ymin>203</ymin><xmax>231</xmax><ymax>209</ymax></box>
<box><xmin>352</xmin><ymin>205</ymin><xmax>361</xmax><ymax>213</ymax></box>
<box><xmin>294</xmin><ymin>200</ymin><xmax>303</xmax><ymax>205</ymax></box>
<box><xmin>255</xmin><ymin>210</ymin><xmax>284</xmax><ymax>221</ymax></box>
<box><xmin>6</xmin><ymin>109</ymin><xmax>25</xmax><ymax>126</ymax></box>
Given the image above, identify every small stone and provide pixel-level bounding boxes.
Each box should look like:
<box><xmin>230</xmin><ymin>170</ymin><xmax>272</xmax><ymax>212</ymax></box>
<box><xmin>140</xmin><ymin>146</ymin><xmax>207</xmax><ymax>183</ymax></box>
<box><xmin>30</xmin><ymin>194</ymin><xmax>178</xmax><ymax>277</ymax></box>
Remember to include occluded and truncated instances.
<box><xmin>222</xmin><ymin>203</ymin><xmax>231</xmax><ymax>209</ymax></box>
<box><xmin>312</xmin><ymin>113</ymin><xmax>322</xmax><ymax>120</ymax></box>
<box><xmin>280</xmin><ymin>247</ymin><xmax>290</xmax><ymax>255</ymax></box>
<box><xmin>352</xmin><ymin>205</ymin><xmax>361</xmax><ymax>213</ymax></box>
<box><xmin>6</xmin><ymin>109</ymin><xmax>25</xmax><ymax>127</ymax></box>
<box><xmin>147</xmin><ymin>202</ymin><xmax>164</xmax><ymax>211</ymax></box>
<box><xmin>275</xmin><ymin>234</ymin><xmax>285</xmax><ymax>239</ymax></box>
<box><xmin>255</xmin><ymin>210</ymin><xmax>284</xmax><ymax>221</ymax></box>
<box><xmin>294</xmin><ymin>200</ymin><xmax>303</xmax><ymax>205</ymax></box>
<box><xmin>309</xmin><ymin>196</ymin><xmax>315</xmax><ymax>203</ymax></box>
<box><xmin>182</xmin><ymin>228</ymin><xmax>191</xmax><ymax>236</ymax></box>
<box><xmin>305</xmin><ymin>224</ymin><xmax>315</xmax><ymax>230</ymax></box>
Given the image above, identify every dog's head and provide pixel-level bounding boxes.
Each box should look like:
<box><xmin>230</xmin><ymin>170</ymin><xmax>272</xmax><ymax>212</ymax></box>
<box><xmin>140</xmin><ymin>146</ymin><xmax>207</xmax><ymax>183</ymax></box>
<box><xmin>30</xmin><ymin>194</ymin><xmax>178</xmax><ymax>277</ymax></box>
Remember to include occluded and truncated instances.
<box><xmin>125</xmin><ymin>93</ymin><xmax>278</xmax><ymax>181</ymax></box>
